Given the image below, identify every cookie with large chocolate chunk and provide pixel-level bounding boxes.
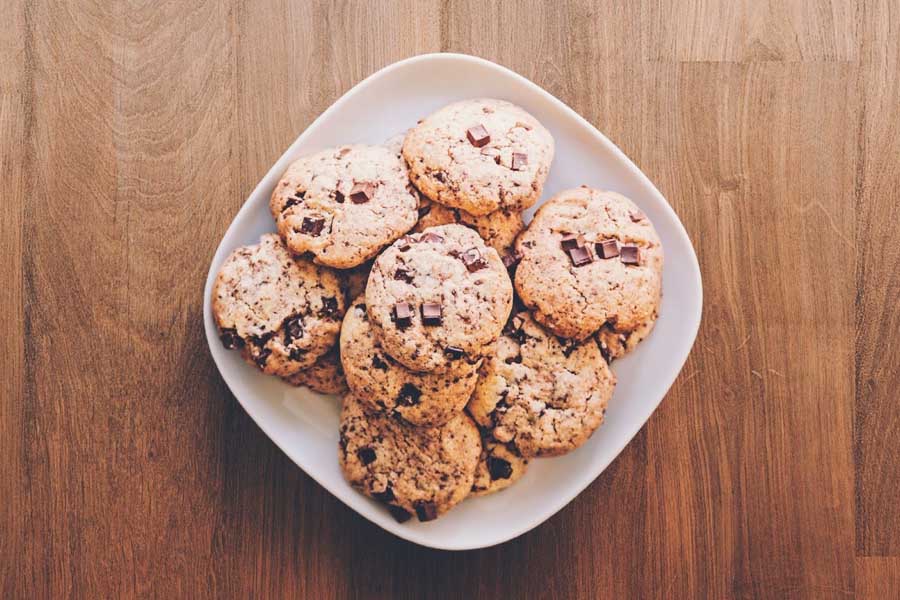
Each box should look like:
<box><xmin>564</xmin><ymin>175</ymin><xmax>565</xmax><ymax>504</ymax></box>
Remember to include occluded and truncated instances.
<box><xmin>212</xmin><ymin>234</ymin><xmax>345</xmax><ymax>376</ymax></box>
<box><xmin>514</xmin><ymin>187</ymin><xmax>663</xmax><ymax>344</ymax></box>
<box><xmin>402</xmin><ymin>99</ymin><xmax>554</xmax><ymax>216</ymax></box>
<box><xmin>467</xmin><ymin>311</ymin><xmax>616</xmax><ymax>457</ymax></box>
<box><xmin>471</xmin><ymin>428</ymin><xmax>528</xmax><ymax>496</ymax></box>
<box><xmin>341</xmin><ymin>296</ymin><xmax>479</xmax><ymax>426</ymax></box>
<box><xmin>366</xmin><ymin>224</ymin><xmax>513</xmax><ymax>373</ymax></box>
<box><xmin>339</xmin><ymin>393</ymin><xmax>481</xmax><ymax>522</ymax></box>
<box><xmin>270</xmin><ymin>145</ymin><xmax>419</xmax><ymax>268</ymax></box>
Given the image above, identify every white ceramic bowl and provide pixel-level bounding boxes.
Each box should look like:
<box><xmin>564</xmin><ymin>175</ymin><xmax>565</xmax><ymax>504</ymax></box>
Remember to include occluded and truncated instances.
<box><xmin>203</xmin><ymin>53</ymin><xmax>702</xmax><ymax>550</ymax></box>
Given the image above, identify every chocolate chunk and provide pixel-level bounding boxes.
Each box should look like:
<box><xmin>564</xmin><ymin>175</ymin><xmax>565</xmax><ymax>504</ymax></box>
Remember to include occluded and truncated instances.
<box><xmin>487</xmin><ymin>456</ymin><xmax>513</xmax><ymax>480</ymax></box>
<box><xmin>511</xmin><ymin>152</ymin><xmax>528</xmax><ymax>171</ymax></box>
<box><xmin>397</xmin><ymin>383</ymin><xmax>421</xmax><ymax>406</ymax></box>
<box><xmin>372</xmin><ymin>486</ymin><xmax>395</xmax><ymax>503</ymax></box>
<box><xmin>596</xmin><ymin>239</ymin><xmax>620</xmax><ymax>259</ymax></box>
<box><xmin>249</xmin><ymin>331</ymin><xmax>275</xmax><ymax>347</ymax></box>
<box><xmin>387</xmin><ymin>505</ymin><xmax>412</xmax><ymax>523</ymax></box>
<box><xmin>502</xmin><ymin>251</ymin><xmax>522</xmax><ymax>269</ymax></box>
<box><xmin>254</xmin><ymin>347</ymin><xmax>271</xmax><ymax>368</ymax></box>
<box><xmin>466</xmin><ymin>124</ymin><xmax>490</xmax><ymax>147</ymax></box>
<box><xmin>356</xmin><ymin>447</ymin><xmax>376</xmax><ymax>465</ymax></box>
<box><xmin>349</xmin><ymin>182</ymin><xmax>375</xmax><ymax>204</ymax></box>
<box><xmin>219</xmin><ymin>328</ymin><xmax>243</xmax><ymax>350</ymax></box>
<box><xmin>568</xmin><ymin>245</ymin><xmax>593</xmax><ymax>267</ymax></box>
<box><xmin>433</xmin><ymin>170</ymin><xmax>446</xmax><ymax>183</ymax></box>
<box><xmin>392</xmin><ymin>302</ymin><xmax>413</xmax><ymax>328</ymax></box>
<box><xmin>300</xmin><ymin>216</ymin><xmax>325</xmax><ymax>236</ymax></box>
<box><xmin>413</xmin><ymin>500</ymin><xmax>438</xmax><ymax>522</ymax></box>
<box><xmin>288</xmin><ymin>347</ymin><xmax>307</xmax><ymax>361</ymax></box>
<box><xmin>397</xmin><ymin>236</ymin><xmax>411</xmax><ymax>252</ymax></box>
<box><xmin>319</xmin><ymin>296</ymin><xmax>339</xmax><ymax>318</ymax></box>
<box><xmin>560</xmin><ymin>233</ymin><xmax>584</xmax><ymax>251</ymax></box>
<box><xmin>460</xmin><ymin>248</ymin><xmax>487</xmax><ymax>272</ymax></box>
<box><xmin>421</xmin><ymin>302</ymin><xmax>442</xmax><ymax>325</ymax></box>
<box><xmin>394</xmin><ymin>268</ymin><xmax>414</xmax><ymax>284</ymax></box>
<box><xmin>333</xmin><ymin>189</ymin><xmax>345</xmax><ymax>203</ymax></box>
<box><xmin>372</xmin><ymin>354</ymin><xmax>389</xmax><ymax>371</ymax></box>
<box><xmin>630</xmin><ymin>209</ymin><xmax>646</xmax><ymax>222</ymax></box>
<box><xmin>620</xmin><ymin>245</ymin><xmax>641</xmax><ymax>265</ymax></box>
<box><xmin>444</xmin><ymin>346</ymin><xmax>465</xmax><ymax>360</ymax></box>
<box><xmin>283</xmin><ymin>191</ymin><xmax>305</xmax><ymax>210</ymax></box>
<box><xmin>420</xmin><ymin>232</ymin><xmax>444</xmax><ymax>243</ymax></box>
<box><xmin>283</xmin><ymin>315</ymin><xmax>304</xmax><ymax>342</ymax></box>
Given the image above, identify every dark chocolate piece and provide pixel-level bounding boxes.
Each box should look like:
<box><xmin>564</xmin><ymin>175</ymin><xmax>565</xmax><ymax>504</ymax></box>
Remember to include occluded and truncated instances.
<box><xmin>397</xmin><ymin>236</ymin><xmax>411</xmax><ymax>252</ymax></box>
<box><xmin>396</xmin><ymin>383</ymin><xmax>421</xmax><ymax>407</ymax></box>
<box><xmin>596</xmin><ymin>239</ymin><xmax>620</xmax><ymax>259</ymax></box>
<box><xmin>372</xmin><ymin>487</ymin><xmax>395</xmax><ymax>503</ymax></box>
<box><xmin>444</xmin><ymin>346</ymin><xmax>465</xmax><ymax>360</ymax></box>
<box><xmin>300</xmin><ymin>216</ymin><xmax>325</xmax><ymax>236</ymax></box>
<box><xmin>356</xmin><ymin>447</ymin><xmax>376</xmax><ymax>465</ymax></box>
<box><xmin>620</xmin><ymin>245</ymin><xmax>640</xmax><ymax>265</ymax></box>
<box><xmin>333</xmin><ymin>189</ymin><xmax>345</xmax><ymax>203</ymax></box>
<box><xmin>414</xmin><ymin>500</ymin><xmax>438</xmax><ymax>522</ymax></box>
<box><xmin>460</xmin><ymin>248</ymin><xmax>487</xmax><ymax>272</ymax></box>
<box><xmin>511</xmin><ymin>152</ymin><xmax>528</xmax><ymax>171</ymax></box>
<box><xmin>421</xmin><ymin>302</ymin><xmax>442</xmax><ymax>325</ymax></box>
<box><xmin>372</xmin><ymin>354</ymin><xmax>389</xmax><ymax>371</ymax></box>
<box><xmin>388</xmin><ymin>505</ymin><xmax>412</xmax><ymax>523</ymax></box>
<box><xmin>392</xmin><ymin>302</ymin><xmax>413</xmax><ymax>327</ymax></box>
<box><xmin>219</xmin><ymin>328</ymin><xmax>242</xmax><ymax>350</ymax></box>
<box><xmin>466</xmin><ymin>124</ymin><xmax>490</xmax><ymax>147</ymax></box>
<box><xmin>254</xmin><ymin>347</ymin><xmax>271</xmax><ymax>368</ymax></box>
<box><xmin>487</xmin><ymin>456</ymin><xmax>513</xmax><ymax>480</ymax></box>
<box><xmin>502</xmin><ymin>250</ymin><xmax>522</xmax><ymax>269</ymax></box>
<box><xmin>394</xmin><ymin>268</ymin><xmax>414</xmax><ymax>284</ymax></box>
<box><xmin>319</xmin><ymin>297</ymin><xmax>339</xmax><ymax>318</ymax></box>
<box><xmin>568</xmin><ymin>245</ymin><xmax>593</xmax><ymax>267</ymax></box>
<box><xmin>283</xmin><ymin>315</ymin><xmax>304</xmax><ymax>342</ymax></box>
<box><xmin>349</xmin><ymin>182</ymin><xmax>375</xmax><ymax>204</ymax></box>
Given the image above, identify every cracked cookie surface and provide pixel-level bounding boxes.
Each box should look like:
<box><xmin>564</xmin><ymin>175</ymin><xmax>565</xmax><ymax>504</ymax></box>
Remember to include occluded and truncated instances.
<box><xmin>366</xmin><ymin>224</ymin><xmax>513</xmax><ymax>373</ymax></box>
<box><xmin>212</xmin><ymin>234</ymin><xmax>345</xmax><ymax>376</ymax></box>
<box><xmin>402</xmin><ymin>99</ymin><xmax>554</xmax><ymax>216</ymax></box>
<box><xmin>270</xmin><ymin>145</ymin><xmax>419</xmax><ymax>268</ymax></box>
<box><xmin>471</xmin><ymin>429</ymin><xmax>528</xmax><ymax>496</ymax></box>
<box><xmin>514</xmin><ymin>187</ymin><xmax>663</xmax><ymax>342</ymax></box>
<box><xmin>282</xmin><ymin>345</ymin><xmax>347</xmax><ymax>395</ymax></box>
<box><xmin>467</xmin><ymin>311</ymin><xmax>616</xmax><ymax>457</ymax></box>
<box><xmin>341</xmin><ymin>296</ymin><xmax>479</xmax><ymax>427</ymax></box>
<box><xmin>339</xmin><ymin>393</ymin><xmax>481</xmax><ymax>522</ymax></box>
<box><xmin>413</xmin><ymin>198</ymin><xmax>524</xmax><ymax>256</ymax></box>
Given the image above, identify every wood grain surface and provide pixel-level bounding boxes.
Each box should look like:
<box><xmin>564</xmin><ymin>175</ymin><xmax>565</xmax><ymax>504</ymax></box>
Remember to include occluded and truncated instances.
<box><xmin>2</xmin><ymin>1</ymin><xmax>898</xmax><ymax>598</ymax></box>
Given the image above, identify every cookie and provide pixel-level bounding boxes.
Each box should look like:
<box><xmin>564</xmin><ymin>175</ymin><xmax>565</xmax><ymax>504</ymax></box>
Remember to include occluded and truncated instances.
<box><xmin>467</xmin><ymin>311</ymin><xmax>616</xmax><ymax>457</ymax></box>
<box><xmin>341</xmin><ymin>297</ymin><xmax>480</xmax><ymax>427</ymax></box>
<box><xmin>212</xmin><ymin>234</ymin><xmax>345</xmax><ymax>376</ymax></box>
<box><xmin>282</xmin><ymin>345</ymin><xmax>347</xmax><ymax>395</ymax></box>
<box><xmin>471</xmin><ymin>429</ymin><xmax>528</xmax><ymax>497</ymax></box>
<box><xmin>270</xmin><ymin>145</ymin><xmax>419</xmax><ymax>268</ymax></box>
<box><xmin>595</xmin><ymin>311</ymin><xmax>657</xmax><ymax>362</ymax></box>
<box><xmin>402</xmin><ymin>99</ymin><xmax>554</xmax><ymax>216</ymax></box>
<box><xmin>514</xmin><ymin>187</ymin><xmax>663</xmax><ymax>341</ymax></box>
<box><xmin>413</xmin><ymin>197</ymin><xmax>524</xmax><ymax>256</ymax></box>
<box><xmin>366</xmin><ymin>224</ymin><xmax>513</xmax><ymax>372</ymax></box>
<box><xmin>339</xmin><ymin>393</ymin><xmax>481</xmax><ymax>522</ymax></box>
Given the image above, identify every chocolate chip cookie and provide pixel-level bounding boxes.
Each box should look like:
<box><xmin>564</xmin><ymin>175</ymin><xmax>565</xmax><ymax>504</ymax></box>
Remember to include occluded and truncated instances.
<box><xmin>413</xmin><ymin>198</ymin><xmax>524</xmax><ymax>256</ymax></box>
<box><xmin>402</xmin><ymin>98</ymin><xmax>554</xmax><ymax>216</ymax></box>
<box><xmin>471</xmin><ymin>429</ymin><xmax>528</xmax><ymax>497</ymax></box>
<box><xmin>339</xmin><ymin>393</ymin><xmax>481</xmax><ymax>522</ymax></box>
<box><xmin>514</xmin><ymin>187</ymin><xmax>663</xmax><ymax>341</ymax></box>
<box><xmin>366</xmin><ymin>224</ymin><xmax>513</xmax><ymax>373</ymax></box>
<box><xmin>270</xmin><ymin>145</ymin><xmax>419</xmax><ymax>268</ymax></box>
<box><xmin>212</xmin><ymin>234</ymin><xmax>345</xmax><ymax>376</ymax></box>
<box><xmin>282</xmin><ymin>345</ymin><xmax>347</xmax><ymax>395</ymax></box>
<box><xmin>467</xmin><ymin>311</ymin><xmax>616</xmax><ymax>457</ymax></box>
<box><xmin>341</xmin><ymin>297</ymin><xmax>479</xmax><ymax>427</ymax></box>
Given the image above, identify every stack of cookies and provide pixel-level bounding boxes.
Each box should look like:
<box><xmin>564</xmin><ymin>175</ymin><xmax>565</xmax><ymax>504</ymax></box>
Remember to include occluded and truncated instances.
<box><xmin>212</xmin><ymin>98</ymin><xmax>664</xmax><ymax>523</ymax></box>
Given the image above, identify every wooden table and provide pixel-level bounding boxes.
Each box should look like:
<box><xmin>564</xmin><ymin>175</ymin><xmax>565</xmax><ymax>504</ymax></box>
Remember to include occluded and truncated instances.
<box><xmin>3</xmin><ymin>2</ymin><xmax>898</xmax><ymax>598</ymax></box>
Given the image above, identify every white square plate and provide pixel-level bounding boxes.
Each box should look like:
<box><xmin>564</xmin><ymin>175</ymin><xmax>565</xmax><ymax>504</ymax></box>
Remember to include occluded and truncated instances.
<box><xmin>203</xmin><ymin>53</ymin><xmax>702</xmax><ymax>550</ymax></box>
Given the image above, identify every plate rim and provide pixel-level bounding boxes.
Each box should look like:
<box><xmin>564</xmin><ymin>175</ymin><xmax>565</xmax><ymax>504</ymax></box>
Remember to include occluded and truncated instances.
<box><xmin>202</xmin><ymin>52</ymin><xmax>703</xmax><ymax>550</ymax></box>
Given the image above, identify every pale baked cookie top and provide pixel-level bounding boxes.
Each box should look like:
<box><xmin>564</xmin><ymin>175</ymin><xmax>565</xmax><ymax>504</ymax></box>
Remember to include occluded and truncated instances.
<box><xmin>366</xmin><ymin>224</ymin><xmax>513</xmax><ymax>373</ymax></box>
<box><xmin>270</xmin><ymin>145</ymin><xmax>419</xmax><ymax>268</ymax></box>
<box><xmin>212</xmin><ymin>234</ymin><xmax>345</xmax><ymax>376</ymax></box>
<box><xmin>514</xmin><ymin>187</ymin><xmax>663</xmax><ymax>341</ymax></box>
<box><xmin>341</xmin><ymin>296</ymin><xmax>479</xmax><ymax>427</ymax></box>
<box><xmin>339</xmin><ymin>393</ymin><xmax>481</xmax><ymax>523</ymax></box>
<box><xmin>402</xmin><ymin>99</ymin><xmax>554</xmax><ymax>216</ymax></box>
<box><xmin>467</xmin><ymin>311</ymin><xmax>616</xmax><ymax>458</ymax></box>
